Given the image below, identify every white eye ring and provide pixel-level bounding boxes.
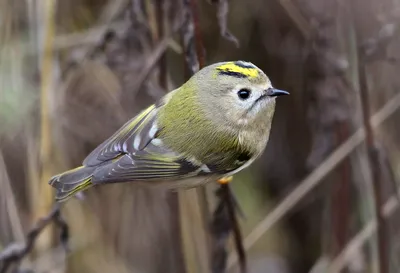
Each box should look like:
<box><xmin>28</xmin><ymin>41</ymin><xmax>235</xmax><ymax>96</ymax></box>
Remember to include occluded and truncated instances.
<box><xmin>237</xmin><ymin>88</ymin><xmax>251</xmax><ymax>100</ymax></box>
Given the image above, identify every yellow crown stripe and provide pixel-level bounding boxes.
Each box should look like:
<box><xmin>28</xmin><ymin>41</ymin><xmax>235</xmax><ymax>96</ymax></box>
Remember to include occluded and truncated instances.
<box><xmin>216</xmin><ymin>62</ymin><xmax>259</xmax><ymax>79</ymax></box>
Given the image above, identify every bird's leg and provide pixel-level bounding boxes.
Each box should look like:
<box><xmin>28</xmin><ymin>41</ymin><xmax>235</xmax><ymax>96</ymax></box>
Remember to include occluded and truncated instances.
<box><xmin>217</xmin><ymin>176</ymin><xmax>233</xmax><ymax>184</ymax></box>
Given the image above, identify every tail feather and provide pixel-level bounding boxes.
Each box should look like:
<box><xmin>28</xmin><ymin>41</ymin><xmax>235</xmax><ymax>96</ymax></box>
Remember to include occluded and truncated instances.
<box><xmin>49</xmin><ymin>166</ymin><xmax>96</xmax><ymax>202</ymax></box>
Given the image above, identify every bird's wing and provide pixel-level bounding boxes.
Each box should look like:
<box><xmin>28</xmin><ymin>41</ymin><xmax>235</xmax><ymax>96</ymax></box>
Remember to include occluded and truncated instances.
<box><xmin>83</xmin><ymin>104</ymin><xmax>207</xmax><ymax>183</ymax></box>
<box><xmin>83</xmin><ymin>104</ymin><xmax>157</xmax><ymax>166</ymax></box>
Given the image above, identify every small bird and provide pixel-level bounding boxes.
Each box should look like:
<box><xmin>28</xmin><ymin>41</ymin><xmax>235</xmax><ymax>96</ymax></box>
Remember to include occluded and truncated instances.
<box><xmin>49</xmin><ymin>61</ymin><xmax>289</xmax><ymax>202</ymax></box>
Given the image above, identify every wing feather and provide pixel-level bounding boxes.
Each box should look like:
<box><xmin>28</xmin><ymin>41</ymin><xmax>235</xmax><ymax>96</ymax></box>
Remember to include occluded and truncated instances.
<box><xmin>91</xmin><ymin>154</ymin><xmax>201</xmax><ymax>184</ymax></box>
<box><xmin>83</xmin><ymin>105</ymin><xmax>156</xmax><ymax>166</ymax></box>
<box><xmin>82</xmin><ymin>104</ymin><xmax>208</xmax><ymax>184</ymax></box>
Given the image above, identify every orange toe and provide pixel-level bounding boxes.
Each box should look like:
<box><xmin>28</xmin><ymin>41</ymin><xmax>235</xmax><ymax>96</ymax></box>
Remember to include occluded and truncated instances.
<box><xmin>217</xmin><ymin>176</ymin><xmax>233</xmax><ymax>184</ymax></box>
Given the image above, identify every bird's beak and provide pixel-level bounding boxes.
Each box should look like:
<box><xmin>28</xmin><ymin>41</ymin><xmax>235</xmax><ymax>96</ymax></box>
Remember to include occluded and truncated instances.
<box><xmin>266</xmin><ymin>88</ymin><xmax>290</xmax><ymax>97</ymax></box>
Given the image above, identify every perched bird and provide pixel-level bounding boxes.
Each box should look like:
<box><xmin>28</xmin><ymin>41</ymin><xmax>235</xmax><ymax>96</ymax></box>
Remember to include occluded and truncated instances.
<box><xmin>49</xmin><ymin>61</ymin><xmax>289</xmax><ymax>202</ymax></box>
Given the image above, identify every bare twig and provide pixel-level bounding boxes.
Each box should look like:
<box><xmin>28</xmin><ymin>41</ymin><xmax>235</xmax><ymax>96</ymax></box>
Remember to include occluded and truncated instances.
<box><xmin>277</xmin><ymin>0</ymin><xmax>313</xmax><ymax>39</ymax></box>
<box><xmin>99</xmin><ymin>0</ymin><xmax>130</xmax><ymax>23</ymax></box>
<box><xmin>357</xmin><ymin>70</ymin><xmax>388</xmax><ymax>273</ymax></box>
<box><xmin>226</xmin><ymin>92</ymin><xmax>400</xmax><ymax>270</ymax></box>
<box><xmin>61</xmin><ymin>0</ymin><xmax>131</xmax><ymax>74</ymax></box>
<box><xmin>210</xmin><ymin>189</ymin><xmax>231</xmax><ymax>273</ymax></box>
<box><xmin>155</xmin><ymin>0</ymin><xmax>167</xmax><ymax>90</ymax></box>
<box><xmin>355</xmin><ymin>13</ymin><xmax>388</xmax><ymax>273</ymax></box>
<box><xmin>181</xmin><ymin>0</ymin><xmax>202</xmax><ymax>75</ymax></box>
<box><xmin>36</xmin><ymin>0</ymin><xmax>57</xmax><ymax>254</ymax></box>
<box><xmin>15</xmin><ymin>21</ymin><xmax>128</xmax><ymax>55</ymax></box>
<box><xmin>210</xmin><ymin>185</ymin><xmax>246</xmax><ymax>273</ymax></box>
<box><xmin>211</xmin><ymin>185</ymin><xmax>246</xmax><ymax>273</ymax></box>
<box><xmin>0</xmin><ymin>204</ymin><xmax>69</xmax><ymax>273</ymax></box>
<box><xmin>305</xmin><ymin>15</ymin><xmax>353</xmax><ymax>257</ymax></box>
<box><xmin>210</xmin><ymin>0</ymin><xmax>239</xmax><ymax>47</ymax></box>
<box><xmin>0</xmin><ymin>153</ymin><xmax>24</xmax><ymax>243</ymax></box>
<box><xmin>331</xmin><ymin>123</ymin><xmax>352</xmax><ymax>256</ymax></box>
<box><xmin>188</xmin><ymin>0</ymin><xmax>205</xmax><ymax>68</ymax></box>
<box><xmin>223</xmin><ymin>184</ymin><xmax>246</xmax><ymax>273</ymax></box>
<box><xmin>328</xmin><ymin>187</ymin><xmax>400</xmax><ymax>272</ymax></box>
<box><xmin>130</xmin><ymin>18</ymin><xmax>184</xmax><ymax>99</ymax></box>
<box><xmin>360</xmin><ymin>23</ymin><xmax>399</xmax><ymax>63</ymax></box>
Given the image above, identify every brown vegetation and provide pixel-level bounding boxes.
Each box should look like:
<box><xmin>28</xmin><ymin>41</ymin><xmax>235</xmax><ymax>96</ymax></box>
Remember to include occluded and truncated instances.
<box><xmin>1</xmin><ymin>0</ymin><xmax>400</xmax><ymax>272</ymax></box>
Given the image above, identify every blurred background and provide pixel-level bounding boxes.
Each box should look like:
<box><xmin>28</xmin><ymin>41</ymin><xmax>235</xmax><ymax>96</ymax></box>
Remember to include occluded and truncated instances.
<box><xmin>1</xmin><ymin>0</ymin><xmax>400</xmax><ymax>272</ymax></box>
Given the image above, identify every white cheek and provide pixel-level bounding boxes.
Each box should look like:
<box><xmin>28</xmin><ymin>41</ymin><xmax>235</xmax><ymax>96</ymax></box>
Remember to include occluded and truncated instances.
<box><xmin>248</xmin><ymin>97</ymin><xmax>274</xmax><ymax>117</ymax></box>
<box><xmin>264</xmin><ymin>97</ymin><xmax>275</xmax><ymax>106</ymax></box>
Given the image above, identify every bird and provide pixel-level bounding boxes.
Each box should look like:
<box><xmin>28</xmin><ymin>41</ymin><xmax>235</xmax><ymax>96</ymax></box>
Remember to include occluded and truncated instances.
<box><xmin>49</xmin><ymin>60</ymin><xmax>289</xmax><ymax>202</ymax></box>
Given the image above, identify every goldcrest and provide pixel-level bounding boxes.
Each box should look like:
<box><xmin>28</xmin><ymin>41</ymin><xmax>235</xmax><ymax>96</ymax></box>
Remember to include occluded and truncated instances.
<box><xmin>49</xmin><ymin>61</ymin><xmax>289</xmax><ymax>201</ymax></box>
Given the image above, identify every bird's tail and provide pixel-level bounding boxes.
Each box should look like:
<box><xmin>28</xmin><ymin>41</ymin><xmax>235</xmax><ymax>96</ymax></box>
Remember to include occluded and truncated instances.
<box><xmin>49</xmin><ymin>166</ymin><xmax>96</xmax><ymax>202</ymax></box>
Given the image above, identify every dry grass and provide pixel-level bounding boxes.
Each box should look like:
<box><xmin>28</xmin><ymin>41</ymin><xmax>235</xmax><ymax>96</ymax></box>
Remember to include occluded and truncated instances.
<box><xmin>1</xmin><ymin>0</ymin><xmax>400</xmax><ymax>273</ymax></box>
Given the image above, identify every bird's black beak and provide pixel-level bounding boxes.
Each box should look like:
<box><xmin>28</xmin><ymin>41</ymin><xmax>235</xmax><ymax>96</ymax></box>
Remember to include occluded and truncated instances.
<box><xmin>266</xmin><ymin>88</ymin><xmax>290</xmax><ymax>97</ymax></box>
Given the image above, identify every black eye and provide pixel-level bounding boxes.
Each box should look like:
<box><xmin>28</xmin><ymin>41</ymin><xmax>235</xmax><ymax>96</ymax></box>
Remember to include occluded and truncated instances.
<box><xmin>237</xmin><ymin>89</ymin><xmax>251</xmax><ymax>100</ymax></box>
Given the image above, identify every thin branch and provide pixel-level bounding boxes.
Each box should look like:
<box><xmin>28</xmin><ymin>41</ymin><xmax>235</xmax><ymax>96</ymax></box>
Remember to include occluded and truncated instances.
<box><xmin>356</xmin><ymin>36</ymin><xmax>388</xmax><ymax>273</ymax></box>
<box><xmin>226</xmin><ymin>91</ymin><xmax>400</xmax><ymax>270</ymax></box>
<box><xmin>12</xmin><ymin>21</ymin><xmax>129</xmax><ymax>55</ymax></box>
<box><xmin>211</xmin><ymin>185</ymin><xmax>246</xmax><ymax>273</ymax></box>
<box><xmin>223</xmin><ymin>185</ymin><xmax>246</xmax><ymax>273</ymax></box>
<box><xmin>60</xmin><ymin>0</ymin><xmax>133</xmax><ymax>75</ymax></box>
<box><xmin>277</xmin><ymin>0</ymin><xmax>313</xmax><ymax>39</ymax></box>
<box><xmin>210</xmin><ymin>0</ymin><xmax>239</xmax><ymax>47</ymax></box>
<box><xmin>0</xmin><ymin>152</ymin><xmax>24</xmax><ymax>242</ymax></box>
<box><xmin>98</xmin><ymin>0</ymin><xmax>130</xmax><ymax>23</ymax></box>
<box><xmin>36</xmin><ymin>0</ymin><xmax>57</xmax><ymax>254</ymax></box>
<box><xmin>188</xmin><ymin>0</ymin><xmax>205</xmax><ymax>68</ymax></box>
<box><xmin>328</xmin><ymin>187</ymin><xmax>400</xmax><ymax>272</ymax></box>
<box><xmin>53</xmin><ymin>22</ymin><xmax>127</xmax><ymax>51</ymax></box>
<box><xmin>181</xmin><ymin>0</ymin><xmax>200</xmax><ymax>75</ymax></box>
<box><xmin>0</xmin><ymin>204</ymin><xmax>69</xmax><ymax>273</ymax></box>
<box><xmin>155</xmin><ymin>0</ymin><xmax>167</xmax><ymax>90</ymax></box>
<box><xmin>130</xmin><ymin>18</ymin><xmax>184</xmax><ymax>99</ymax></box>
<box><xmin>331</xmin><ymin>122</ymin><xmax>352</xmax><ymax>256</ymax></box>
<box><xmin>210</xmin><ymin>189</ymin><xmax>231</xmax><ymax>273</ymax></box>
<box><xmin>360</xmin><ymin>23</ymin><xmax>399</xmax><ymax>63</ymax></box>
